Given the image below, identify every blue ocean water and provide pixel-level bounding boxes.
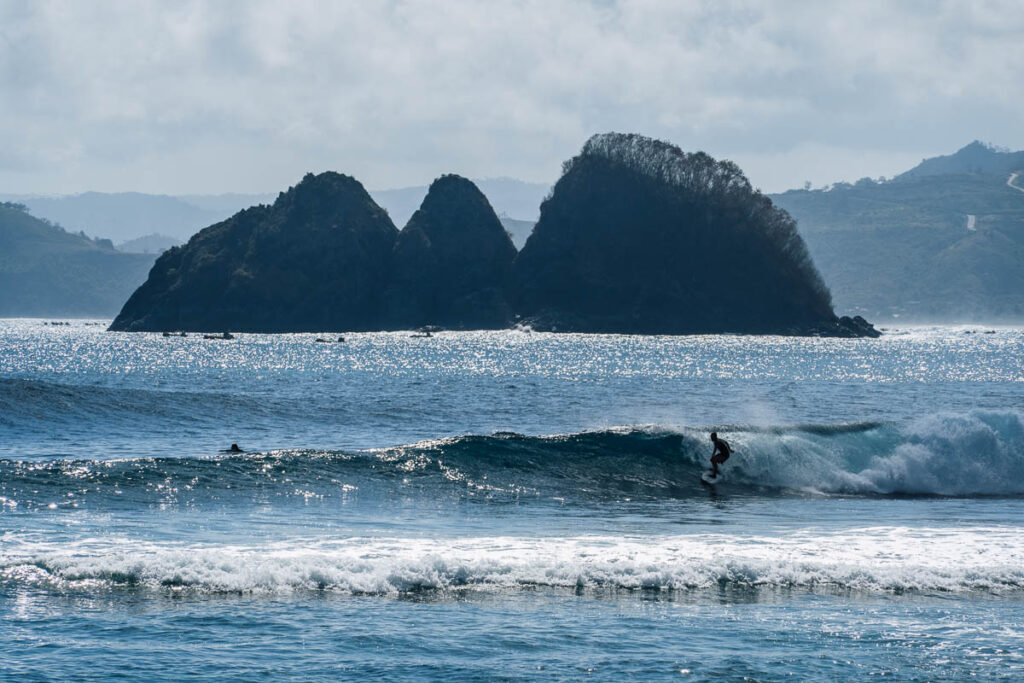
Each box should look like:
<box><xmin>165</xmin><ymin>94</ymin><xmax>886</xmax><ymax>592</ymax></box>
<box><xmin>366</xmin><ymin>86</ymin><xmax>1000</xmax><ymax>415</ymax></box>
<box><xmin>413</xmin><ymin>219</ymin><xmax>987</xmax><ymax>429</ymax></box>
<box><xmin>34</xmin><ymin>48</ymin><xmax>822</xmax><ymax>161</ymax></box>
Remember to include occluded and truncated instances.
<box><xmin>1</xmin><ymin>319</ymin><xmax>1023</xmax><ymax>681</ymax></box>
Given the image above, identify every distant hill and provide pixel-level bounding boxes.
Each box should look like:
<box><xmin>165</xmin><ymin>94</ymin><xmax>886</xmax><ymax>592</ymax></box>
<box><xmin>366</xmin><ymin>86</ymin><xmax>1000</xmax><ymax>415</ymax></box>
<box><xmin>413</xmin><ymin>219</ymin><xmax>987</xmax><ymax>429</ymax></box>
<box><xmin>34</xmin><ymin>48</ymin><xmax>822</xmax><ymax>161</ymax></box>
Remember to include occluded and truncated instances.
<box><xmin>0</xmin><ymin>202</ymin><xmax>156</xmax><ymax>317</ymax></box>
<box><xmin>117</xmin><ymin>233</ymin><xmax>181</xmax><ymax>254</ymax></box>
<box><xmin>895</xmin><ymin>140</ymin><xmax>1024</xmax><ymax>180</ymax></box>
<box><xmin>771</xmin><ymin>142</ymin><xmax>1024</xmax><ymax>321</ymax></box>
<box><xmin>174</xmin><ymin>193</ymin><xmax>275</xmax><ymax>214</ymax></box>
<box><xmin>498</xmin><ymin>216</ymin><xmax>535</xmax><ymax>249</ymax></box>
<box><xmin>3</xmin><ymin>180</ymin><xmax>548</xmax><ymax>248</ymax></box>
<box><xmin>0</xmin><ymin>192</ymin><xmax>230</xmax><ymax>243</ymax></box>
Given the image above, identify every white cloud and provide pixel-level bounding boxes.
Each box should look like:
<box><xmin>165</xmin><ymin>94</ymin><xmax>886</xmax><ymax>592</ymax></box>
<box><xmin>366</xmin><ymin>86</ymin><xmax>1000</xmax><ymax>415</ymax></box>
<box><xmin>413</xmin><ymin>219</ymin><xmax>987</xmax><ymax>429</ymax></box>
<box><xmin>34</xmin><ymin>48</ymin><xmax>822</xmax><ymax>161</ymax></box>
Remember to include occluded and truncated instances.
<box><xmin>0</xmin><ymin>0</ymin><xmax>1021</xmax><ymax>194</ymax></box>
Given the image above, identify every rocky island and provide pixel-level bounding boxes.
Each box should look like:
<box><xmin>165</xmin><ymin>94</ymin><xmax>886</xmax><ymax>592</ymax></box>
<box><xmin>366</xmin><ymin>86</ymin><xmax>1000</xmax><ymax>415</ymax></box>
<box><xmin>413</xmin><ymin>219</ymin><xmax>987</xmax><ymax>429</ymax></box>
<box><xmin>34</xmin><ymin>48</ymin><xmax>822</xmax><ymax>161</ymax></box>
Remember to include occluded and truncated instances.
<box><xmin>110</xmin><ymin>134</ymin><xmax>878</xmax><ymax>337</ymax></box>
<box><xmin>515</xmin><ymin>133</ymin><xmax>876</xmax><ymax>337</ymax></box>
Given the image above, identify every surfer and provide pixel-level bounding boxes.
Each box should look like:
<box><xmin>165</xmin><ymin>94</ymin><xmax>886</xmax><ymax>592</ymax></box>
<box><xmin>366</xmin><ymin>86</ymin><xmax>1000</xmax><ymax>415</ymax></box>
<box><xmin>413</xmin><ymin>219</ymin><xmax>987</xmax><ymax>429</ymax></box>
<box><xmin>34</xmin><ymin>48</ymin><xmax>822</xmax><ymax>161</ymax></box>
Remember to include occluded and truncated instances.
<box><xmin>709</xmin><ymin>432</ymin><xmax>731</xmax><ymax>477</ymax></box>
<box><xmin>221</xmin><ymin>444</ymin><xmax>244</xmax><ymax>453</ymax></box>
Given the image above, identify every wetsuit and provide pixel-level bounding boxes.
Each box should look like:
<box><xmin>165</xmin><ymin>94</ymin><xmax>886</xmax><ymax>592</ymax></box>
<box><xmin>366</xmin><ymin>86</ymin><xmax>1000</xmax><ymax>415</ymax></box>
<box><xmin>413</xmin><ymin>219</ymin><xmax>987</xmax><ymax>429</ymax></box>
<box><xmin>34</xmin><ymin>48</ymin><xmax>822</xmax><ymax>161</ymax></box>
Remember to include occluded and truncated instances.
<box><xmin>711</xmin><ymin>437</ymin><xmax>731</xmax><ymax>474</ymax></box>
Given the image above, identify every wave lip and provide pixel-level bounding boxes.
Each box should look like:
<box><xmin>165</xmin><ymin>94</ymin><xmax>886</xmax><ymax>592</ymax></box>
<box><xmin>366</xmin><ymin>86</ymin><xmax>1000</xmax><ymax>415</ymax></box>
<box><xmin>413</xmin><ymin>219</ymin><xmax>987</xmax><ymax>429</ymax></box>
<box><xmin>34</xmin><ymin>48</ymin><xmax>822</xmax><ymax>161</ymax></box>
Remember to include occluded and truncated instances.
<box><xmin>4</xmin><ymin>527</ymin><xmax>1024</xmax><ymax>596</ymax></box>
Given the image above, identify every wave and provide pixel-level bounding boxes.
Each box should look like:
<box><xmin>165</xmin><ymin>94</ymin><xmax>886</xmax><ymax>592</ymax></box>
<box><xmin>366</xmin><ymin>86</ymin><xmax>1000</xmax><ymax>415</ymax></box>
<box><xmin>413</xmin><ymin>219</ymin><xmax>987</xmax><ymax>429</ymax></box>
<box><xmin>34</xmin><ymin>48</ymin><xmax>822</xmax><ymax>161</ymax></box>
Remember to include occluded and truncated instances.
<box><xmin>4</xmin><ymin>527</ymin><xmax>1023</xmax><ymax>595</ymax></box>
<box><xmin>1</xmin><ymin>410</ymin><xmax>1022</xmax><ymax>507</ymax></box>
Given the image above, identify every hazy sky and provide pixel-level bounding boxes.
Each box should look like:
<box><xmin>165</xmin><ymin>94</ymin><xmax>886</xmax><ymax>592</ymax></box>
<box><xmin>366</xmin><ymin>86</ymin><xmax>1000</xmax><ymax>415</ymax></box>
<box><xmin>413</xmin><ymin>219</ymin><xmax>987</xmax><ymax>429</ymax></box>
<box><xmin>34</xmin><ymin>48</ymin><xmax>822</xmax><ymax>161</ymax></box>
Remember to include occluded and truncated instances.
<box><xmin>2</xmin><ymin>0</ymin><xmax>1022</xmax><ymax>195</ymax></box>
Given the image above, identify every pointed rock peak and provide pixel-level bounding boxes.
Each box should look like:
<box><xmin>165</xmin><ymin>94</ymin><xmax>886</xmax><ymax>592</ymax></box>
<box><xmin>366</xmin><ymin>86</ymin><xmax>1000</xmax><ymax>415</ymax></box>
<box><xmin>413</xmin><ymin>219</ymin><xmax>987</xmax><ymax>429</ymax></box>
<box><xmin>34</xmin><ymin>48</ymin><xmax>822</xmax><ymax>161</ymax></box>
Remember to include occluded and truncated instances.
<box><xmin>426</xmin><ymin>173</ymin><xmax>482</xmax><ymax>196</ymax></box>
<box><xmin>387</xmin><ymin>173</ymin><xmax>516</xmax><ymax>330</ymax></box>
<box><xmin>265</xmin><ymin>171</ymin><xmax>395</xmax><ymax>233</ymax></box>
<box><xmin>404</xmin><ymin>174</ymin><xmax>509</xmax><ymax>242</ymax></box>
<box><xmin>273</xmin><ymin>171</ymin><xmax>375</xmax><ymax>210</ymax></box>
<box><xmin>108</xmin><ymin>169</ymin><xmax>398</xmax><ymax>333</ymax></box>
<box><xmin>416</xmin><ymin>174</ymin><xmax>493</xmax><ymax>216</ymax></box>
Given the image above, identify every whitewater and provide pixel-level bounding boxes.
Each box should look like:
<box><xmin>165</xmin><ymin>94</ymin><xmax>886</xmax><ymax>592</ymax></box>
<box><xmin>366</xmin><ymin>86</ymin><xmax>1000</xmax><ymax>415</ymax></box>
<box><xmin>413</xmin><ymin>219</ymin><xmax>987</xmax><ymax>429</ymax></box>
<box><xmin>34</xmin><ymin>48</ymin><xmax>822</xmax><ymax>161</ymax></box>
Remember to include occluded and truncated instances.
<box><xmin>2</xmin><ymin>320</ymin><xmax>1023</xmax><ymax>680</ymax></box>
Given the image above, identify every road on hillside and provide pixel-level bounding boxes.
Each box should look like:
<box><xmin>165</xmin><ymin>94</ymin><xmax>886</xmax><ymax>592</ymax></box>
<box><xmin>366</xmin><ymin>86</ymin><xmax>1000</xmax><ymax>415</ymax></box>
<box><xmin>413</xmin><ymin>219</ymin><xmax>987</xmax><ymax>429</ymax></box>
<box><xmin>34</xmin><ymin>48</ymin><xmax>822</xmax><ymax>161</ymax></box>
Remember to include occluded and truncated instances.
<box><xmin>1008</xmin><ymin>172</ymin><xmax>1024</xmax><ymax>193</ymax></box>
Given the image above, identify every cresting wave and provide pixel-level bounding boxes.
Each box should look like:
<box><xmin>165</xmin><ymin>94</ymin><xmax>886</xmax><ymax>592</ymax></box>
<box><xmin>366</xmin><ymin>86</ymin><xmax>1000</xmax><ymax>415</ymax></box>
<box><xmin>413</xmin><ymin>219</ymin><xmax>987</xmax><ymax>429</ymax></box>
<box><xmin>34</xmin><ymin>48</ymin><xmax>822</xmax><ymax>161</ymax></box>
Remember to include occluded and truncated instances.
<box><xmin>3</xmin><ymin>527</ymin><xmax>1023</xmax><ymax>595</ymax></box>
<box><xmin>1</xmin><ymin>410</ymin><xmax>1022</xmax><ymax>506</ymax></box>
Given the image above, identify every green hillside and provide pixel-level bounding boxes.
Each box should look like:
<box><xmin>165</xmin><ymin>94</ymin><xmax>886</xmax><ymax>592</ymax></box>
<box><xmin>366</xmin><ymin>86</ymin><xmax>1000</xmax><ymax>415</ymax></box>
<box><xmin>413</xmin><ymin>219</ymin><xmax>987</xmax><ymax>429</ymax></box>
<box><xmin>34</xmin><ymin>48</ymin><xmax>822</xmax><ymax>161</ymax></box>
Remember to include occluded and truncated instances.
<box><xmin>771</xmin><ymin>143</ymin><xmax>1024</xmax><ymax>322</ymax></box>
<box><xmin>0</xmin><ymin>202</ymin><xmax>156</xmax><ymax>317</ymax></box>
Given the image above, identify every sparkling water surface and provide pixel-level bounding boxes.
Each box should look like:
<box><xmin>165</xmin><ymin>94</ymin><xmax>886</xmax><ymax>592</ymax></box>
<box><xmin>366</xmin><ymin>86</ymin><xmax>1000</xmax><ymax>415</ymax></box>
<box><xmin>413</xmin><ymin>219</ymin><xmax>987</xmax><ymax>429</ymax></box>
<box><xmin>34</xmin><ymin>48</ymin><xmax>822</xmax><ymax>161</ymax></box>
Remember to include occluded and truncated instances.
<box><xmin>2</xmin><ymin>320</ymin><xmax>1023</xmax><ymax>681</ymax></box>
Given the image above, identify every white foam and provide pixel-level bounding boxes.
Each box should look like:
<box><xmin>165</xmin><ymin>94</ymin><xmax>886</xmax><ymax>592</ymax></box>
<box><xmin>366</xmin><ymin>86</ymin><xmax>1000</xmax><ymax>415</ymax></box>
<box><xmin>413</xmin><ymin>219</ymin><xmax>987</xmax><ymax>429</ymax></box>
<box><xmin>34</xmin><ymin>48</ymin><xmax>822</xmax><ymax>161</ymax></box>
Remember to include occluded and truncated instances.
<box><xmin>4</xmin><ymin>526</ymin><xmax>1023</xmax><ymax>595</ymax></box>
<box><xmin>720</xmin><ymin>410</ymin><xmax>1024</xmax><ymax>495</ymax></box>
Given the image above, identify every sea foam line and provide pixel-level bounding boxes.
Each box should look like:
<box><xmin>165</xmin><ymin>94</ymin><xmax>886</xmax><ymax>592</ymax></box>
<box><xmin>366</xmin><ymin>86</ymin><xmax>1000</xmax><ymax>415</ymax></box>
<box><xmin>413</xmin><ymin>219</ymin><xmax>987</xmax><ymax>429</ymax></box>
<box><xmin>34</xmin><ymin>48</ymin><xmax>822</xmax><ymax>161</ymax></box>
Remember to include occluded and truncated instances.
<box><xmin>3</xmin><ymin>527</ymin><xmax>1023</xmax><ymax>595</ymax></box>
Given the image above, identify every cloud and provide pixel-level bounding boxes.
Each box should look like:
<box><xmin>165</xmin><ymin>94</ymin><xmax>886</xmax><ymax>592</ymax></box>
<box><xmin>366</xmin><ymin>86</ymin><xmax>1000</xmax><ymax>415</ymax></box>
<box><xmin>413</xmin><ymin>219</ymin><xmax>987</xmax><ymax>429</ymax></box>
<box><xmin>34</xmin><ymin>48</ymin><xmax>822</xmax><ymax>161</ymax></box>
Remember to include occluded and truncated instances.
<box><xmin>0</xmin><ymin>0</ymin><xmax>1021</xmax><ymax>194</ymax></box>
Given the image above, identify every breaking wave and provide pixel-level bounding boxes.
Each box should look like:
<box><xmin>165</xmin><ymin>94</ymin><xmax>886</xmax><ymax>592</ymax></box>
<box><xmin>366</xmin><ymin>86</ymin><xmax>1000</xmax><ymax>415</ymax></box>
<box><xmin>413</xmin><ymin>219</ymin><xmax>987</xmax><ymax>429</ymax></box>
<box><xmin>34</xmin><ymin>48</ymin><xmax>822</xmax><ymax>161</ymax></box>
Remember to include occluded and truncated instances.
<box><xmin>1</xmin><ymin>410</ymin><xmax>1022</xmax><ymax>509</ymax></box>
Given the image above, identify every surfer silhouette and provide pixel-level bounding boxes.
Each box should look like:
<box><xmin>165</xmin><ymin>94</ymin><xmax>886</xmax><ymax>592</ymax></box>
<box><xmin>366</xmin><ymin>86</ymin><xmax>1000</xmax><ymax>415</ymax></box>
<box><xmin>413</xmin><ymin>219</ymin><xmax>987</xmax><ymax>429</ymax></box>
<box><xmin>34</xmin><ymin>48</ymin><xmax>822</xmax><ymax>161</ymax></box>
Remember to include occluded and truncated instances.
<box><xmin>709</xmin><ymin>432</ymin><xmax>731</xmax><ymax>477</ymax></box>
<box><xmin>221</xmin><ymin>443</ymin><xmax>244</xmax><ymax>453</ymax></box>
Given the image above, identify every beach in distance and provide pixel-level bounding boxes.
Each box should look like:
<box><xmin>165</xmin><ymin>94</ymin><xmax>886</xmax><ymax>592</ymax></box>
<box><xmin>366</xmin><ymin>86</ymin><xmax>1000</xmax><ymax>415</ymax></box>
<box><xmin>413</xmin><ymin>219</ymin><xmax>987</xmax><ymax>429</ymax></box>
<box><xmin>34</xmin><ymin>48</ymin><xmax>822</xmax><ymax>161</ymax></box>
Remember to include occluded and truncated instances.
<box><xmin>2</xmin><ymin>320</ymin><xmax>1023</xmax><ymax>680</ymax></box>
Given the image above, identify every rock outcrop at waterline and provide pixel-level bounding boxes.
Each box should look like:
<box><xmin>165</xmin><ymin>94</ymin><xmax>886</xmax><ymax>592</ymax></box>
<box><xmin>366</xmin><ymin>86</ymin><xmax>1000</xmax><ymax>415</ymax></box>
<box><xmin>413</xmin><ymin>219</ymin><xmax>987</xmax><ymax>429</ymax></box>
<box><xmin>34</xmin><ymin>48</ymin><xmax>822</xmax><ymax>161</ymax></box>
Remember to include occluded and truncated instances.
<box><xmin>109</xmin><ymin>172</ymin><xmax>398</xmax><ymax>332</ymax></box>
<box><xmin>109</xmin><ymin>173</ymin><xmax>518</xmax><ymax>333</ymax></box>
<box><xmin>514</xmin><ymin>133</ymin><xmax>869</xmax><ymax>336</ymax></box>
<box><xmin>110</xmin><ymin>135</ymin><xmax>878</xmax><ymax>337</ymax></box>
<box><xmin>386</xmin><ymin>175</ymin><xmax>516</xmax><ymax>329</ymax></box>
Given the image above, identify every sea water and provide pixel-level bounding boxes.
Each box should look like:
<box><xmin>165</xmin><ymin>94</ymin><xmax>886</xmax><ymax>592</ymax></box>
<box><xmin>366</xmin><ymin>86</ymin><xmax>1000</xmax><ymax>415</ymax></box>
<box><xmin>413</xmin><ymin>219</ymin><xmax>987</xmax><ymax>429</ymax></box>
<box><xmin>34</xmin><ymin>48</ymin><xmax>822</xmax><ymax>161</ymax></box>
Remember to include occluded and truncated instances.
<box><xmin>1</xmin><ymin>320</ymin><xmax>1023</xmax><ymax>681</ymax></box>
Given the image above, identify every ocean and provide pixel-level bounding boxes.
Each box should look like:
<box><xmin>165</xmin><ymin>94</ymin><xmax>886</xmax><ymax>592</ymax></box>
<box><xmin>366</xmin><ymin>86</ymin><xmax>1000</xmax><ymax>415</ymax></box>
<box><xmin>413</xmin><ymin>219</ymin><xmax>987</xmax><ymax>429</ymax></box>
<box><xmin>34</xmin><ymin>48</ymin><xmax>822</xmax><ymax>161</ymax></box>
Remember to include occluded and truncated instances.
<box><xmin>1</xmin><ymin>319</ymin><xmax>1022</xmax><ymax>680</ymax></box>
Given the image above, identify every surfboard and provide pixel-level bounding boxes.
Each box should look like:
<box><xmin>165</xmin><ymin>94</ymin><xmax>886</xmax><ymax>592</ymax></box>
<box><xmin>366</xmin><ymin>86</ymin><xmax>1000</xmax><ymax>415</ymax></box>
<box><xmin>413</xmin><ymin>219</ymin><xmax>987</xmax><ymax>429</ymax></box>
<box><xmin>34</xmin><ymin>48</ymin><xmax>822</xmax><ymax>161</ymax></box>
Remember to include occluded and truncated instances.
<box><xmin>700</xmin><ymin>470</ymin><xmax>719</xmax><ymax>485</ymax></box>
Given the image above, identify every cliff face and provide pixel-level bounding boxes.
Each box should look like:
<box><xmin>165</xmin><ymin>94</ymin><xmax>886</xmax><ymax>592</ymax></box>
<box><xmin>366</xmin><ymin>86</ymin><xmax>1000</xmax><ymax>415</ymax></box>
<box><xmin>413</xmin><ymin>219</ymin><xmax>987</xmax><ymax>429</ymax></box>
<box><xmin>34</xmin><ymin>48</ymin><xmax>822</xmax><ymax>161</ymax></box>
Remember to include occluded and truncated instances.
<box><xmin>513</xmin><ymin>133</ymin><xmax>847</xmax><ymax>335</ymax></box>
<box><xmin>387</xmin><ymin>175</ymin><xmax>517</xmax><ymax>329</ymax></box>
<box><xmin>109</xmin><ymin>172</ymin><xmax>397</xmax><ymax>332</ymax></box>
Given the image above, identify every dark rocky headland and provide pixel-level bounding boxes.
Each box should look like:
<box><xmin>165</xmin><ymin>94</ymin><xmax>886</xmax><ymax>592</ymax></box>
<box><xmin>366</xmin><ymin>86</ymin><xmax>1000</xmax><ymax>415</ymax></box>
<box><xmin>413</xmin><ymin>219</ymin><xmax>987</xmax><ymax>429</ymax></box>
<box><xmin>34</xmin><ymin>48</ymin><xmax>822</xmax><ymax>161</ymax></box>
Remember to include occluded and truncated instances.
<box><xmin>110</xmin><ymin>133</ymin><xmax>879</xmax><ymax>337</ymax></box>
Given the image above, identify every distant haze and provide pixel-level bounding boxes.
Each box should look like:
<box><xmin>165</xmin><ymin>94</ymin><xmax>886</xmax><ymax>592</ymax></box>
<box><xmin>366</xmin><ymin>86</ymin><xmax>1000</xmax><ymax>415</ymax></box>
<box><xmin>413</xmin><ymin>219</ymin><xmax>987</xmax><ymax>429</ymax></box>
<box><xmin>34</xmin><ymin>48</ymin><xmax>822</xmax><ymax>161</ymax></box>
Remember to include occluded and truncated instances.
<box><xmin>0</xmin><ymin>178</ymin><xmax>549</xmax><ymax>243</ymax></box>
<box><xmin>2</xmin><ymin>2</ymin><xmax>1022</xmax><ymax>197</ymax></box>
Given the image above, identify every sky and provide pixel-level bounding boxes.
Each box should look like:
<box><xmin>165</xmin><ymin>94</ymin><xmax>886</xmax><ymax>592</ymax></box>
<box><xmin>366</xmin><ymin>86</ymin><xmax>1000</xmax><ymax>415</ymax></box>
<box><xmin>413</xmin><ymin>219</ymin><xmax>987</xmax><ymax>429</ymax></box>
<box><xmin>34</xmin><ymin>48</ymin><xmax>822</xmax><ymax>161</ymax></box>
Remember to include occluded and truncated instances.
<box><xmin>1</xmin><ymin>0</ymin><xmax>1022</xmax><ymax>196</ymax></box>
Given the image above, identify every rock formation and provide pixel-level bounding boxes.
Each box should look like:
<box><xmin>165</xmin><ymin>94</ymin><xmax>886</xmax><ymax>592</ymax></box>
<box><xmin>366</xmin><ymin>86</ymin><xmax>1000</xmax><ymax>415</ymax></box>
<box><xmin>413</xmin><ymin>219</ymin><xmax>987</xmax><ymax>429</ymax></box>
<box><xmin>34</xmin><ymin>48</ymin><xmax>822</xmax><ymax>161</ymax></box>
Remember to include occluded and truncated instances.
<box><xmin>513</xmin><ymin>133</ymin><xmax>855</xmax><ymax>335</ymax></box>
<box><xmin>387</xmin><ymin>175</ymin><xmax>516</xmax><ymax>329</ymax></box>
<box><xmin>110</xmin><ymin>135</ymin><xmax>879</xmax><ymax>337</ymax></box>
<box><xmin>109</xmin><ymin>172</ymin><xmax>397</xmax><ymax>332</ymax></box>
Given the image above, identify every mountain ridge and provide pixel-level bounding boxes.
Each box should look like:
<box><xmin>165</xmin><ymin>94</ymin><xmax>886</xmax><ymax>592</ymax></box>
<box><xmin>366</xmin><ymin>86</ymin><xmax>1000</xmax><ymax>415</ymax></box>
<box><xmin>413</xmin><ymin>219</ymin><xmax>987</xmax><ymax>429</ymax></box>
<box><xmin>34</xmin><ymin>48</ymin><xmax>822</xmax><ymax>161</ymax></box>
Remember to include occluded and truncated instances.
<box><xmin>771</xmin><ymin>141</ymin><xmax>1024</xmax><ymax>321</ymax></box>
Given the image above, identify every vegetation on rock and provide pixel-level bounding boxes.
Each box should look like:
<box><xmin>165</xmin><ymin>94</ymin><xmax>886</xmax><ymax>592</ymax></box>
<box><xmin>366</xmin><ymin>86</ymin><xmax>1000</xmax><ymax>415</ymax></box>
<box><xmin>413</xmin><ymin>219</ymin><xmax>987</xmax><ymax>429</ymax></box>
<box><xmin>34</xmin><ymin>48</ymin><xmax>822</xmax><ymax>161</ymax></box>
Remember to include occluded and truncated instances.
<box><xmin>513</xmin><ymin>133</ymin><xmax>842</xmax><ymax>334</ymax></box>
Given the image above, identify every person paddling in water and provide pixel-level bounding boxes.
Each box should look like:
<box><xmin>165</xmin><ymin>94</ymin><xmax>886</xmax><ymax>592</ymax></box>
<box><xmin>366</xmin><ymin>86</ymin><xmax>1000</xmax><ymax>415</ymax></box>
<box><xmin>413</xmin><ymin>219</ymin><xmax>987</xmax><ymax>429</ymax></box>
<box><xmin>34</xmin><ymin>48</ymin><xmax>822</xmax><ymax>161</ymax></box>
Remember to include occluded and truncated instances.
<box><xmin>709</xmin><ymin>432</ymin><xmax>731</xmax><ymax>477</ymax></box>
